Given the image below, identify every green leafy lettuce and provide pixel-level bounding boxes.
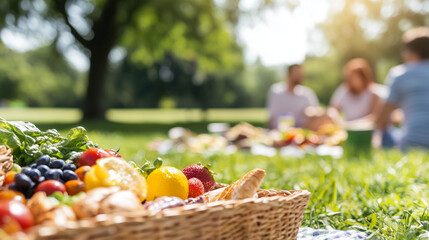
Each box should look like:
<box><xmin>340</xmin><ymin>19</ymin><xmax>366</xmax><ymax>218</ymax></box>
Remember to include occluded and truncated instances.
<box><xmin>0</xmin><ymin>118</ymin><xmax>94</xmax><ymax>166</ymax></box>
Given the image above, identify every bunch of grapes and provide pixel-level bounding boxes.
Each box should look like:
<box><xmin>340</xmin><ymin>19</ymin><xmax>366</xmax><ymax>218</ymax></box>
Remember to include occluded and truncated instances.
<box><xmin>8</xmin><ymin>156</ymin><xmax>79</xmax><ymax>198</ymax></box>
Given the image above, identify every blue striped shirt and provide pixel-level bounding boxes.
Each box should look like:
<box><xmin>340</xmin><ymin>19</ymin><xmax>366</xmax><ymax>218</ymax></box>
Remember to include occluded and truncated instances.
<box><xmin>387</xmin><ymin>60</ymin><xmax>429</xmax><ymax>149</ymax></box>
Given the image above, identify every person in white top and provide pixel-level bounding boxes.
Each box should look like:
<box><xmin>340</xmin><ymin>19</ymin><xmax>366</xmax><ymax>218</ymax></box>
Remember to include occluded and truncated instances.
<box><xmin>267</xmin><ymin>64</ymin><xmax>319</xmax><ymax>129</ymax></box>
<box><xmin>330</xmin><ymin>58</ymin><xmax>383</xmax><ymax>123</ymax></box>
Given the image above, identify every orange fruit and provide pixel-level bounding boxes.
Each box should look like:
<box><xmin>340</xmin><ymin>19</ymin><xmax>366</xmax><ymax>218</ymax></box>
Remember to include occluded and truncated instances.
<box><xmin>65</xmin><ymin>180</ymin><xmax>85</xmax><ymax>196</ymax></box>
<box><xmin>75</xmin><ymin>166</ymin><xmax>91</xmax><ymax>181</ymax></box>
<box><xmin>4</xmin><ymin>171</ymin><xmax>16</xmax><ymax>186</ymax></box>
<box><xmin>0</xmin><ymin>190</ymin><xmax>26</xmax><ymax>204</ymax></box>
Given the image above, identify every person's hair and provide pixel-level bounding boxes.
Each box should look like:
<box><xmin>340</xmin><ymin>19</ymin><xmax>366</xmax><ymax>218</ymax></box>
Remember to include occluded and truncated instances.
<box><xmin>402</xmin><ymin>26</ymin><xmax>429</xmax><ymax>59</ymax></box>
<box><xmin>343</xmin><ymin>58</ymin><xmax>374</xmax><ymax>88</ymax></box>
<box><xmin>287</xmin><ymin>64</ymin><xmax>301</xmax><ymax>75</ymax></box>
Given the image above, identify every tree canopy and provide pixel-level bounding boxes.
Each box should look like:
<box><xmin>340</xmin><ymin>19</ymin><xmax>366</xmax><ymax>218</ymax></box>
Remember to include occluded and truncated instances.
<box><xmin>0</xmin><ymin>0</ymin><xmax>246</xmax><ymax>119</ymax></box>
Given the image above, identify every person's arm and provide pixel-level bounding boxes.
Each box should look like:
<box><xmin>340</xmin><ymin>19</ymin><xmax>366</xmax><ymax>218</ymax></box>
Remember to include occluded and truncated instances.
<box><xmin>375</xmin><ymin>102</ymin><xmax>397</xmax><ymax>130</ymax></box>
<box><xmin>329</xmin><ymin>84</ymin><xmax>346</xmax><ymax>111</ymax></box>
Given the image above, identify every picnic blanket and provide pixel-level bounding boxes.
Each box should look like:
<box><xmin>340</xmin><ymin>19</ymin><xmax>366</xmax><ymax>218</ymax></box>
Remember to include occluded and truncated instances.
<box><xmin>298</xmin><ymin>227</ymin><xmax>370</xmax><ymax>240</ymax></box>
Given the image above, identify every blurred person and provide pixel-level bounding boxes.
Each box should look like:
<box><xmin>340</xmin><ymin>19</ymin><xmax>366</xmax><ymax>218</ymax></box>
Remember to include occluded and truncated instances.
<box><xmin>330</xmin><ymin>58</ymin><xmax>385</xmax><ymax>123</ymax></box>
<box><xmin>376</xmin><ymin>26</ymin><xmax>429</xmax><ymax>150</ymax></box>
<box><xmin>267</xmin><ymin>64</ymin><xmax>319</xmax><ymax>129</ymax></box>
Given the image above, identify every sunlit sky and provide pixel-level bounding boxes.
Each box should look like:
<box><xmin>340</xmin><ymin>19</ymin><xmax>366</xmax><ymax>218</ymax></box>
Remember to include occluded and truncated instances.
<box><xmin>237</xmin><ymin>0</ymin><xmax>329</xmax><ymax>66</ymax></box>
<box><xmin>1</xmin><ymin>0</ymin><xmax>330</xmax><ymax>71</ymax></box>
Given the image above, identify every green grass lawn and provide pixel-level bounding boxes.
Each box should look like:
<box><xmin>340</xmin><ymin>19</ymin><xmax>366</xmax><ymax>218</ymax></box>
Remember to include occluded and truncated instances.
<box><xmin>1</xmin><ymin>108</ymin><xmax>429</xmax><ymax>239</ymax></box>
<box><xmin>0</xmin><ymin>107</ymin><xmax>268</xmax><ymax>123</ymax></box>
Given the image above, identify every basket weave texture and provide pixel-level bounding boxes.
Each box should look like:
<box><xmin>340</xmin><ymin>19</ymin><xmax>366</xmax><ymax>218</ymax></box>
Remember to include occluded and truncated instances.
<box><xmin>0</xmin><ymin>145</ymin><xmax>13</xmax><ymax>186</ymax></box>
<box><xmin>19</xmin><ymin>188</ymin><xmax>310</xmax><ymax>240</ymax></box>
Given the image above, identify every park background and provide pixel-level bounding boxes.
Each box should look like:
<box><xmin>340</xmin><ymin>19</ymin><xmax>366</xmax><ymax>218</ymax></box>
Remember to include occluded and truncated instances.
<box><xmin>1</xmin><ymin>0</ymin><xmax>429</xmax><ymax>239</ymax></box>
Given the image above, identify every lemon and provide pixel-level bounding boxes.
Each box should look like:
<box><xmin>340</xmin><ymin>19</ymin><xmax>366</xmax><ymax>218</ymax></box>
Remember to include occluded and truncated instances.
<box><xmin>146</xmin><ymin>166</ymin><xmax>189</xmax><ymax>201</ymax></box>
<box><xmin>84</xmin><ymin>157</ymin><xmax>148</xmax><ymax>201</ymax></box>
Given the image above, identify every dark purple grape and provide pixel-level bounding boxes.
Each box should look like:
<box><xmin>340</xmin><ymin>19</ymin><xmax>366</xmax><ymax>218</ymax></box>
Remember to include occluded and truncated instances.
<box><xmin>36</xmin><ymin>155</ymin><xmax>50</xmax><ymax>166</ymax></box>
<box><xmin>62</xmin><ymin>164</ymin><xmax>77</xmax><ymax>172</ymax></box>
<box><xmin>14</xmin><ymin>173</ymin><xmax>34</xmax><ymax>189</ymax></box>
<box><xmin>30</xmin><ymin>163</ymin><xmax>37</xmax><ymax>169</ymax></box>
<box><xmin>37</xmin><ymin>176</ymin><xmax>45</xmax><ymax>184</ymax></box>
<box><xmin>23</xmin><ymin>187</ymin><xmax>34</xmax><ymax>199</ymax></box>
<box><xmin>37</xmin><ymin>165</ymin><xmax>50</xmax><ymax>176</ymax></box>
<box><xmin>27</xmin><ymin>169</ymin><xmax>41</xmax><ymax>182</ymax></box>
<box><xmin>49</xmin><ymin>159</ymin><xmax>65</xmax><ymax>169</ymax></box>
<box><xmin>21</xmin><ymin>167</ymin><xmax>32</xmax><ymax>176</ymax></box>
<box><xmin>8</xmin><ymin>183</ymin><xmax>23</xmax><ymax>192</ymax></box>
<box><xmin>45</xmin><ymin>169</ymin><xmax>63</xmax><ymax>181</ymax></box>
<box><xmin>62</xmin><ymin>170</ymin><xmax>78</xmax><ymax>182</ymax></box>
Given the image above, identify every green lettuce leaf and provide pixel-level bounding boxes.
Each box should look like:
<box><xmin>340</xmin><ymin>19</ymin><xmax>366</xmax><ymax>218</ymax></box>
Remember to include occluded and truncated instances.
<box><xmin>0</xmin><ymin>118</ymin><xmax>94</xmax><ymax>166</ymax></box>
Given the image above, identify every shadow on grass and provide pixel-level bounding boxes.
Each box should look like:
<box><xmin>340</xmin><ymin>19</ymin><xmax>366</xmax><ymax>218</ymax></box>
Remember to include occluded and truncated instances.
<box><xmin>34</xmin><ymin>120</ymin><xmax>266</xmax><ymax>134</ymax></box>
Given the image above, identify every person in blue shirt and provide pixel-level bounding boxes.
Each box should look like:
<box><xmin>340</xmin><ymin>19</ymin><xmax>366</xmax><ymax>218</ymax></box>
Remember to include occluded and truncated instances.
<box><xmin>376</xmin><ymin>26</ymin><xmax>429</xmax><ymax>150</ymax></box>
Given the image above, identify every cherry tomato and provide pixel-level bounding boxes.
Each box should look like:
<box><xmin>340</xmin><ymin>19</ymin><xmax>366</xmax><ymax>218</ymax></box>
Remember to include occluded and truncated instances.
<box><xmin>0</xmin><ymin>190</ymin><xmax>26</xmax><ymax>204</ymax></box>
<box><xmin>78</xmin><ymin>148</ymin><xmax>111</xmax><ymax>167</ymax></box>
<box><xmin>35</xmin><ymin>180</ymin><xmax>66</xmax><ymax>196</ymax></box>
<box><xmin>0</xmin><ymin>200</ymin><xmax>33</xmax><ymax>233</ymax></box>
<box><xmin>75</xmin><ymin>166</ymin><xmax>91</xmax><ymax>181</ymax></box>
<box><xmin>65</xmin><ymin>180</ymin><xmax>85</xmax><ymax>196</ymax></box>
<box><xmin>106</xmin><ymin>149</ymin><xmax>121</xmax><ymax>158</ymax></box>
<box><xmin>4</xmin><ymin>171</ymin><xmax>16</xmax><ymax>186</ymax></box>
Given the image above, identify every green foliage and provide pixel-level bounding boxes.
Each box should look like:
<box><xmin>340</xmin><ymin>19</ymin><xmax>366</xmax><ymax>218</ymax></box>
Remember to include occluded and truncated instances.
<box><xmin>108</xmin><ymin>53</ymin><xmax>251</xmax><ymax>109</ymax></box>
<box><xmin>321</xmin><ymin>0</ymin><xmax>429</xmax><ymax>71</ymax></box>
<box><xmin>0</xmin><ymin>118</ymin><xmax>94</xmax><ymax>166</ymax></box>
<box><xmin>0</xmin><ymin>43</ymin><xmax>84</xmax><ymax>107</ymax></box>
<box><xmin>122</xmin><ymin>0</ymin><xmax>244</xmax><ymax>74</ymax></box>
<box><xmin>243</xmin><ymin>59</ymin><xmax>282</xmax><ymax>107</ymax></box>
<box><xmin>303</xmin><ymin>56</ymin><xmax>342</xmax><ymax>105</ymax></box>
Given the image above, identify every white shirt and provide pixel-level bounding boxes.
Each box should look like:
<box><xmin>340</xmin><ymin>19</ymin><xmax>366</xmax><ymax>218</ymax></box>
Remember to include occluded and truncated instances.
<box><xmin>330</xmin><ymin>84</ymin><xmax>387</xmax><ymax>121</ymax></box>
<box><xmin>267</xmin><ymin>83</ymin><xmax>319</xmax><ymax>127</ymax></box>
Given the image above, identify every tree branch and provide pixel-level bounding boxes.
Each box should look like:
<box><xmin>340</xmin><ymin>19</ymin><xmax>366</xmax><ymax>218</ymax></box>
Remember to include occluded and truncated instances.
<box><xmin>54</xmin><ymin>0</ymin><xmax>91</xmax><ymax>49</ymax></box>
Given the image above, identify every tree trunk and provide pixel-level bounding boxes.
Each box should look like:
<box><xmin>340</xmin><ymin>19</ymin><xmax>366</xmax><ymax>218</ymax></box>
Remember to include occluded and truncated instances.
<box><xmin>82</xmin><ymin>47</ymin><xmax>110</xmax><ymax>120</ymax></box>
<box><xmin>82</xmin><ymin>0</ymin><xmax>118</xmax><ymax>120</ymax></box>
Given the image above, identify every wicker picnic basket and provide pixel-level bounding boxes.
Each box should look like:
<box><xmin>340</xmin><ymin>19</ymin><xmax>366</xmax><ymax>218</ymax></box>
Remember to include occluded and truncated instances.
<box><xmin>16</xmin><ymin>187</ymin><xmax>310</xmax><ymax>240</ymax></box>
<box><xmin>0</xmin><ymin>145</ymin><xmax>13</xmax><ymax>186</ymax></box>
<box><xmin>1</xmin><ymin>145</ymin><xmax>310</xmax><ymax>240</ymax></box>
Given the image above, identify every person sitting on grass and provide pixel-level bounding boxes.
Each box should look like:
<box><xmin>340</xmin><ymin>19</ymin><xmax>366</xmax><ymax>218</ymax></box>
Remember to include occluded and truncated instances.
<box><xmin>267</xmin><ymin>64</ymin><xmax>319</xmax><ymax>129</ymax></box>
<box><xmin>330</xmin><ymin>58</ymin><xmax>386</xmax><ymax>124</ymax></box>
<box><xmin>376</xmin><ymin>26</ymin><xmax>429</xmax><ymax>151</ymax></box>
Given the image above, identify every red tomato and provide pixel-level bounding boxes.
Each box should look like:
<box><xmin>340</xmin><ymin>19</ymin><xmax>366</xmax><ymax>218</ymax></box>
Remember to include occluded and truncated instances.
<box><xmin>78</xmin><ymin>148</ymin><xmax>111</xmax><ymax>167</ymax></box>
<box><xmin>0</xmin><ymin>200</ymin><xmax>33</xmax><ymax>233</ymax></box>
<box><xmin>35</xmin><ymin>180</ymin><xmax>66</xmax><ymax>196</ymax></box>
<box><xmin>105</xmin><ymin>149</ymin><xmax>121</xmax><ymax>158</ymax></box>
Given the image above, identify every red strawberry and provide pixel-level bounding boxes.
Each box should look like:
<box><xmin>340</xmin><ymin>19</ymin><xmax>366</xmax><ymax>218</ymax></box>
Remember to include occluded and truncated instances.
<box><xmin>182</xmin><ymin>164</ymin><xmax>215</xmax><ymax>193</ymax></box>
<box><xmin>188</xmin><ymin>178</ymin><xmax>204</xmax><ymax>198</ymax></box>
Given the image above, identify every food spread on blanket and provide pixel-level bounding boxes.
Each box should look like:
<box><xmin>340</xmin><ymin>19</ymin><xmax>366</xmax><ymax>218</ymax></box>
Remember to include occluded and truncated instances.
<box><xmin>0</xmin><ymin>120</ymin><xmax>267</xmax><ymax>237</ymax></box>
<box><xmin>149</xmin><ymin>122</ymin><xmax>347</xmax><ymax>156</ymax></box>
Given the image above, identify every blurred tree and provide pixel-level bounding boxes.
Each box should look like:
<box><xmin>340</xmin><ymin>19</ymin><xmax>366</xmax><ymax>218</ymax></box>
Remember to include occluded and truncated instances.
<box><xmin>303</xmin><ymin>56</ymin><xmax>341</xmax><ymax>105</ymax></box>
<box><xmin>0</xmin><ymin>0</ymin><xmax>248</xmax><ymax>119</ymax></box>
<box><xmin>0</xmin><ymin>42</ymin><xmax>83</xmax><ymax>107</ymax></box>
<box><xmin>243</xmin><ymin>58</ymin><xmax>281</xmax><ymax>107</ymax></box>
<box><xmin>109</xmin><ymin>52</ymin><xmax>251</xmax><ymax>110</ymax></box>
<box><xmin>321</xmin><ymin>0</ymin><xmax>429</xmax><ymax>81</ymax></box>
